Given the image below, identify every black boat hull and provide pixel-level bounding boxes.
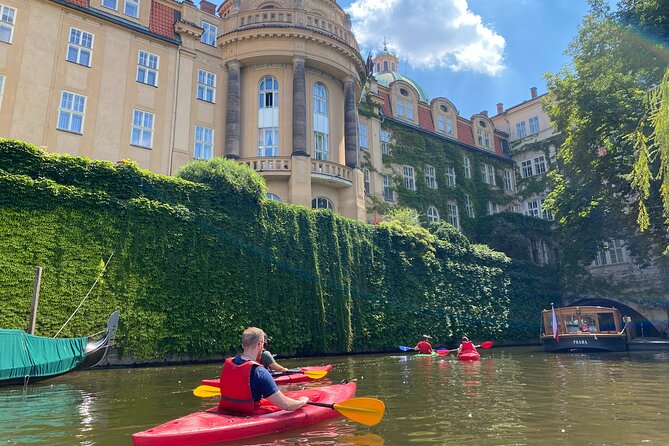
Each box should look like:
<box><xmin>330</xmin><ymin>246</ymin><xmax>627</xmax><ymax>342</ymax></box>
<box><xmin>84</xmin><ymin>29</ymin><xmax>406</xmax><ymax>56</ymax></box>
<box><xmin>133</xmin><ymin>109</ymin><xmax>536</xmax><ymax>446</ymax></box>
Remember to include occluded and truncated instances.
<box><xmin>541</xmin><ymin>334</ymin><xmax>627</xmax><ymax>352</ymax></box>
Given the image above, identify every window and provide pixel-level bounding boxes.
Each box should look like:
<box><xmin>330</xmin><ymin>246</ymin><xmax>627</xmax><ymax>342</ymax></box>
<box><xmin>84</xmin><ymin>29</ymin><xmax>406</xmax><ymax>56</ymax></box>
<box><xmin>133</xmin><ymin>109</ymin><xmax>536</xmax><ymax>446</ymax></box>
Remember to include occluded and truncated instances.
<box><xmin>124</xmin><ymin>0</ymin><xmax>140</xmax><ymax>18</ymax></box>
<box><xmin>131</xmin><ymin>109</ymin><xmax>154</xmax><ymax>148</ymax></box>
<box><xmin>524</xmin><ymin>198</ymin><xmax>541</xmax><ymax>218</ymax></box>
<box><xmin>312</xmin><ymin>197</ymin><xmax>334</xmax><ymax>210</ymax></box>
<box><xmin>266</xmin><ymin>193</ymin><xmax>282</xmax><ymax>202</ymax></box>
<box><xmin>425</xmin><ymin>165</ymin><xmax>437</xmax><ymax>189</ymax></box>
<box><xmin>395</xmin><ymin>98</ymin><xmax>413</xmax><ymax>120</ymax></box>
<box><xmin>358</xmin><ymin>123</ymin><xmax>368</xmax><ymax>149</ymax></box>
<box><xmin>529</xmin><ymin>116</ymin><xmax>540</xmax><ymax>134</ymax></box>
<box><xmin>259</xmin><ymin>76</ymin><xmax>278</xmax><ymax>108</ymax></box>
<box><xmin>541</xmin><ymin>197</ymin><xmax>554</xmax><ymax>221</ymax></box>
<box><xmin>313</xmin><ymin>83</ymin><xmax>329</xmax><ymax>160</ymax></box>
<box><xmin>101</xmin><ymin>0</ymin><xmax>117</xmax><ymax>10</ymax></box>
<box><xmin>381</xmin><ymin>130</ymin><xmax>391</xmax><ymax>155</ymax></box>
<box><xmin>194</xmin><ymin>125</ymin><xmax>213</xmax><ymax>160</ymax></box>
<box><xmin>197</xmin><ymin>69</ymin><xmax>216</xmax><ymax>103</ymax></box>
<box><xmin>464</xmin><ymin>194</ymin><xmax>474</xmax><ymax>218</ymax></box>
<box><xmin>534</xmin><ymin>155</ymin><xmax>547</xmax><ymax>174</ymax></box>
<box><xmin>427</xmin><ymin>206</ymin><xmax>439</xmax><ymax>224</ymax></box>
<box><xmin>201</xmin><ymin>22</ymin><xmax>217</xmax><ymax>46</ymax></box>
<box><xmin>383</xmin><ymin>175</ymin><xmax>394</xmax><ymax>201</ymax></box>
<box><xmin>445</xmin><ymin>116</ymin><xmax>453</xmax><ymax>134</ymax></box>
<box><xmin>258</xmin><ymin>128</ymin><xmax>278</xmax><ymax>157</ymax></box>
<box><xmin>481</xmin><ymin>163</ymin><xmax>496</xmax><ymax>185</ymax></box>
<box><xmin>363</xmin><ymin>168</ymin><xmax>370</xmax><ymax>195</ymax></box>
<box><xmin>504</xmin><ymin>169</ymin><xmax>514</xmax><ymax>191</ymax></box>
<box><xmin>0</xmin><ymin>74</ymin><xmax>5</xmax><ymax>109</ymax></box>
<box><xmin>447</xmin><ymin>202</ymin><xmax>460</xmax><ymax>229</ymax></box>
<box><xmin>57</xmin><ymin>91</ymin><xmax>86</xmax><ymax>133</ymax></box>
<box><xmin>137</xmin><ymin>50</ymin><xmax>158</xmax><ymax>86</ymax></box>
<box><xmin>437</xmin><ymin>115</ymin><xmax>444</xmax><ymax>131</ymax></box>
<box><xmin>383</xmin><ymin>60</ymin><xmax>388</xmax><ymax>71</ymax></box>
<box><xmin>593</xmin><ymin>240</ymin><xmax>627</xmax><ymax>266</ymax></box>
<box><xmin>522</xmin><ymin>155</ymin><xmax>547</xmax><ymax>178</ymax></box>
<box><xmin>487</xmin><ymin>201</ymin><xmax>499</xmax><ymax>215</ymax></box>
<box><xmin>463</xmin><ymin>156</ymin><xmax>471</xmax><ymax>178</ymax></box>
<box><xmin>521</xmin><ymin>159</ymin><xmax>533</xmax><ymax>178</ymax></box>
<box><xmin>258</xmin><ymin>76</ymin><xmax>279</xmax><ymax>156</ymax></box>
<box><xmin>516</xmin><ymin>121</ymin><xmax>526</xmax><ymax>139</ymax></box>
<box><xmin>445</xmin><ymin>166</ymin><xmax>456</xmax><ymax>187</ymax></box>
<box><xmin>0</xmin><ymin>4</ymin><xmax>16</xmax><ymax>44</ymax></box>
<box><xmin>403</xmin><ymin>165</ymin><xmax>415</xmax><ymax>190</ymax></box>
<box><xmin>66</xmin><ymin>28</ymin><xmax>94</xmax><ymax>67</ymax></box>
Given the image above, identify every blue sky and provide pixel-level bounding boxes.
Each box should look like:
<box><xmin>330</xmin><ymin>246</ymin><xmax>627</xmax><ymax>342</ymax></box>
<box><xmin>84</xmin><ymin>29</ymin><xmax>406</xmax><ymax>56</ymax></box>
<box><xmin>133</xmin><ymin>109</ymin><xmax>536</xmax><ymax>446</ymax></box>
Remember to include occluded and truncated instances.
<box><xmin>339</xmin><ymin>0</ymin><xmax>598</xmax><ymax>117</ymax></box>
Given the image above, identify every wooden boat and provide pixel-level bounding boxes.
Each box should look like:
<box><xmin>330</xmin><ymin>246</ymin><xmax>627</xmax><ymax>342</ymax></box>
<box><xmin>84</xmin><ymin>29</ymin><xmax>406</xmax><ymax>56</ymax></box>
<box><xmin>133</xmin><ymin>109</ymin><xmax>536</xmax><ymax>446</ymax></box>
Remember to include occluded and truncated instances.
<box><xmin>541</xmin><ymin>305</ymin><xmax>627</xmax><ymax>352</ymax></box>
<box><xmin>0</xmin><ymin>310</ymin><xmax>120</xmax><ymax>386</ymax></box>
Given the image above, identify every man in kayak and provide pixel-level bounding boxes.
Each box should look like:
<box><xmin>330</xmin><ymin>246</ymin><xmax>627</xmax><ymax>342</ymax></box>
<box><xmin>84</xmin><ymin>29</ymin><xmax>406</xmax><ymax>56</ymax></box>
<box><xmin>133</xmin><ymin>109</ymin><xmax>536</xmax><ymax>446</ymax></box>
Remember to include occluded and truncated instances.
<box><xmin>414</xmin><ymin>335</ymin><xmax>433</xmax><ymax>354</ymax></box>
<box><xmin>218</xmin><ymin>327</ymin><xmax>308</xmax><ymax>414</ymax></box>
<box><xmin>260</xmin><ymin>334</ymin><xmax>289</xmax><ymax>372</ymax></box>
<box><xmin>457</xmin><ymin>336</ymin><xmax>478</xmax><ymax>356</ymax></box>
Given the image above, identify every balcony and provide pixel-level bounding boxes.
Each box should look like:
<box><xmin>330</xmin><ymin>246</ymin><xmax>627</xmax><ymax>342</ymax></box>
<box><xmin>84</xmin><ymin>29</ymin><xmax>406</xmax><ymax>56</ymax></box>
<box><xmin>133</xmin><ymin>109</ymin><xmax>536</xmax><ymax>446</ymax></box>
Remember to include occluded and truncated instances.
<box><xmin>311</xmin><ymin>159</ymin><xmax>353</xmax><ymax>188</ymax></box>
<box><xmin>241</xmin><ymin>157</ymin><xmax>291</xmax><ymax>177</ymax></box>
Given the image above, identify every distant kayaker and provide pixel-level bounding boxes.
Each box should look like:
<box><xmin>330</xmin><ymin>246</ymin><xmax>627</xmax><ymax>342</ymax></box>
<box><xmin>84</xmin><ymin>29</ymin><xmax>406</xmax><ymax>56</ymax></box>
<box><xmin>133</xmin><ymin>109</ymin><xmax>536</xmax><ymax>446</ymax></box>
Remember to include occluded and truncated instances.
<box><xmin>261</xmin><ymin>334</ymin><xmax>289</xmax><ymax>373</ymax></box>
<box><xmin>457</xmin><ymin>336</ymin><xmax>478</xmax><ymax>356</ymax></box>
<box><xmin>414</xmin><ymin>335</ymin><xmax>433</xmax><ymax>354</ymax></box>
<box><xmin>218</xmin><ymin>327</ymin><xmax>308</xmax><ymax>414</ymax></box>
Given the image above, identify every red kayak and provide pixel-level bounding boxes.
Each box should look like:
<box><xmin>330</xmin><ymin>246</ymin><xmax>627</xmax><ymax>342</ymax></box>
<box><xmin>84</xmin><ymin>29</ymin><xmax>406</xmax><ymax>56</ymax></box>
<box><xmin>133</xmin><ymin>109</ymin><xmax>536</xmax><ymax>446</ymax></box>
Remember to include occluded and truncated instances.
<box><xmin>201</xmin><ymin>365</ymin><xmax>333</xmax><ymax>387</ymax></box>
<box><xmin>458</xmin><ymin>351</ymin><xmax>480</xmax><ymax>361</ymax></box>
<box><xmin>132</xmin><ymin>381</ymin><xmax>356</xmax><ymax>446</ymax></box>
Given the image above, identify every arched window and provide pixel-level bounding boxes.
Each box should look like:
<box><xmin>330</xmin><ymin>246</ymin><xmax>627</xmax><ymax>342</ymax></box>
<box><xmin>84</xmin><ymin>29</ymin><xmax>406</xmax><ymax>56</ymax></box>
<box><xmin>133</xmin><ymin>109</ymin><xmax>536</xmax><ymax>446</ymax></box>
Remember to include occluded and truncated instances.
<box><xmin>427</xmin><ymin>206</ymin><xmax>440</xmax><ymax>223</ymax></box>
<box><xmin>258</xmin><ymin>76</ymin><xmax>279</xmax><ymax>156</ymax></box>
<box><xmin>391</xmin><ymin>63</ymin><xmax>395</xmax><ymax>71</ymax></box>
<box><xmin>311</xmin><ymin>197</ymin><xmax>334</xmax><ymax>210</ymax></box>
<box><xmin>383</xmin><ymin>60</ymin><xmax>388</xmax><ymax>71</ymax></box>
<box><xmin>266</xmin><ymin>193</ymin><xmax>282</xmax><ymax>202</ymax></box>
<box><xmin>313</xmin><ymin>82</ymin><xmax>329</xmax><ymax>160</ymax></box>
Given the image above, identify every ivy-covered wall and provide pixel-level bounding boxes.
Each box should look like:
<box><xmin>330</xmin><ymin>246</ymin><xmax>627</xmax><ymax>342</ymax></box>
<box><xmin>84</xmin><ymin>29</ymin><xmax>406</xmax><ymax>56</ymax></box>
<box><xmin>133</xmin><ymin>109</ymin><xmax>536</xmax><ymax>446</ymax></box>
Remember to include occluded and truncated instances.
<box><xmin>0</xmin><ymin>139</ymin><xmax>517</xmax><ymax>359</ymax></box>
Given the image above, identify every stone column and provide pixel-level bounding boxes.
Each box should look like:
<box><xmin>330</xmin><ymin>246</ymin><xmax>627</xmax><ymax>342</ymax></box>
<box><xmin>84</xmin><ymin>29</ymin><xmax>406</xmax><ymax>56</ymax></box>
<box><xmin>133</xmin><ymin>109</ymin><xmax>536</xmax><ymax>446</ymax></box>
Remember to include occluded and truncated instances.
<box><xmin>344</xmin><ymin>77</ymin><xmax>358</xmax><ymax>168</ymax></box>
<box><xmin>292</xmin><ymin>57</ymin><xmax>308</xmax><ymax>156</ymax></box>
<box><xmin>224</xmin><ymin>61</ymin><xmax>241</xmax><ymax>159</ymax></box>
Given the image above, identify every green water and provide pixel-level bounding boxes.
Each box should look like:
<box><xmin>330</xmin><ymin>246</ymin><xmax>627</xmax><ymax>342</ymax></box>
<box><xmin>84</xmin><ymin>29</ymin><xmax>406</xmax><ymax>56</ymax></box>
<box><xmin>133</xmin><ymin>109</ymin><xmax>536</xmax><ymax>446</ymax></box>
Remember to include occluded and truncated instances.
<box><xmin>1</xmin><ymin>347</ymin><xmax>668</xmax><ymax>445</ymax></box>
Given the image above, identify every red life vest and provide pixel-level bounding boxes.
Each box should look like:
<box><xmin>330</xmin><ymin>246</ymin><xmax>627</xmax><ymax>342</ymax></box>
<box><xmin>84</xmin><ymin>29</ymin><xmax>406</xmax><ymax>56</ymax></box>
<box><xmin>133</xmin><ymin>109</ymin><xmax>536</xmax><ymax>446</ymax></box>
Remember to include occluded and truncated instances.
<box><xmin>416</xmin><ymin>341</ymin><xmax>433</xmax><ymax>354</ymax></box>
<box><xmin>460</xmin><ymin>341</ymin><xmax>476</xmax><ymax>353</ymax></box>
<box><xmin>218</xmin><ymin>357</ymin><xmax>260</xmax><ymax>414</ymax></box>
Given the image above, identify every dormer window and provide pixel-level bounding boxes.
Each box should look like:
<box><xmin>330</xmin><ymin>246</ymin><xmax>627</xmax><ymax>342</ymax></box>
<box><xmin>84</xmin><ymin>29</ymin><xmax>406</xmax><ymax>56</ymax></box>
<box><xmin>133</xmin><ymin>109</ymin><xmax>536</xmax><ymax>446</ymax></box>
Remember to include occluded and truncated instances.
<box><xmin>479</xmin><ymin>120</ymin><xmax>487</xmax><ymax>128</ymax></box>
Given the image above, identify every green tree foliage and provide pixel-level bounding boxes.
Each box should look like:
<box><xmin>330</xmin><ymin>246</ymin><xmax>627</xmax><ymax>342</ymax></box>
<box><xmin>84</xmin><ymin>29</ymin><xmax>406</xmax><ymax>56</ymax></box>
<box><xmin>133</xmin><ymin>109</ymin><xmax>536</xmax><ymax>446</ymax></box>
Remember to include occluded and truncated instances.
<box><xmin>544</xmin><ymin>0</ymin><xmax>669</xmax><ymax>272</ymax></box>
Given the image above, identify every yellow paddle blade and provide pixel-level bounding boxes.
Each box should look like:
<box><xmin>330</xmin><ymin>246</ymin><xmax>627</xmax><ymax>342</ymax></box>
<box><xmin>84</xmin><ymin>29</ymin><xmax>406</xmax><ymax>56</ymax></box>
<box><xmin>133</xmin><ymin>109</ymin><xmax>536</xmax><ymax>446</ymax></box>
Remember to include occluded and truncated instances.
<box><xmin>303</xmin><ymin>369</ymin><xmax>328</xmax><ymax>379</ymax></box>
<box><xmin>332</xmin><ymin>397</ymin><xmax>385</xmax><ymax>426</ymax></box>
<box><xmin>193</xmin><ymin>385</ymin><xmax>221</xmax><ymax>398</ymax></box>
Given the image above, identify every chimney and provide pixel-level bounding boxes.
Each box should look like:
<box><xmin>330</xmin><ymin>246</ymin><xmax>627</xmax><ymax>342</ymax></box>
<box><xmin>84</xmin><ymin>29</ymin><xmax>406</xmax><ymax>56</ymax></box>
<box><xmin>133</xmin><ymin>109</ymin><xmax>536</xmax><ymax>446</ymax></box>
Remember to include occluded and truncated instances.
<box><xmin>200</xmin><ymin>0</ymin><xmax>216</xmax><ymax>14</ymax></box>
<box><xmin>496</xmin><ymin>103</ymin><xmax>504</xmax><ymax>114</ymax></box>
<box><xmin>481</xmin><ymin>110</ymin><xmax>488</xmax><ymax>117</ymax></box>
<box><xmin>530</xmin><ymin>87</ymin><xmax>537</xmax><ymax>99</ymax></box>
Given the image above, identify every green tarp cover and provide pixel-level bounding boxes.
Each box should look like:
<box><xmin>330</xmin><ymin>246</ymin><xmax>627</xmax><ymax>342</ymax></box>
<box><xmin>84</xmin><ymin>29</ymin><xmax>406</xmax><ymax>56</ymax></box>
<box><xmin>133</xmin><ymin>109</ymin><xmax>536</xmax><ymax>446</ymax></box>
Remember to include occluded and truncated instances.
<box><xmin>0</xmin><ymin>329</ymin><xmax>87</xmax><ymax>382</ymax></box>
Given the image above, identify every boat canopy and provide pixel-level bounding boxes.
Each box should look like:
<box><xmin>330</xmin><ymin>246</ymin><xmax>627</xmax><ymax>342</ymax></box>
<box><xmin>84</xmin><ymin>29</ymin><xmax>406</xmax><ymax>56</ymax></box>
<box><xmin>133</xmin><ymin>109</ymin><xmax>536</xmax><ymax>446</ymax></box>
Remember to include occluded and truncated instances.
<box><xmin>0</xmin><ymin>329</ymin><xmax>87</xmax><ymax>382</ymax></box>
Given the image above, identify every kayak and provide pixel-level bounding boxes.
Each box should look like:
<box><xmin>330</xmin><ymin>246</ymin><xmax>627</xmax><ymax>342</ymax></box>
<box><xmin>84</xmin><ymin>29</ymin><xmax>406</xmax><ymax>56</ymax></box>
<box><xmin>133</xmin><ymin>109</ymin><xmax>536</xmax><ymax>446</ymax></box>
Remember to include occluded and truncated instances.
<box><xmin>132</xmin><ymin>381</ymin><xmax>356</xmax><ymax>446</ymax></box>
<box><xmin>457</xmin><ymin>351</ymin><xmax>480</xmax><ymax>361</ymax></box>
<box><xmin>415</xmin><ymin>352</ymin><xmax>437</xmax><ymax>357</ymax></box>
<box><xmin>201</xmin><ymin>365</ymin><xmax>333</xmax><ymax>387</ymax></box>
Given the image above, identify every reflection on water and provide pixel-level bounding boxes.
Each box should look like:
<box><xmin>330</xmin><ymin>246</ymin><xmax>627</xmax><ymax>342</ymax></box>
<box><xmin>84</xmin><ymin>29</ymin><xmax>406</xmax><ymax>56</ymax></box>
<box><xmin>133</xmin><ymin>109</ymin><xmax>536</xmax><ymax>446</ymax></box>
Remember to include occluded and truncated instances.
<box><xmin>0</xmin><ymin>348</ymin><xmax>669</xmax><ymax>445</ymax></box>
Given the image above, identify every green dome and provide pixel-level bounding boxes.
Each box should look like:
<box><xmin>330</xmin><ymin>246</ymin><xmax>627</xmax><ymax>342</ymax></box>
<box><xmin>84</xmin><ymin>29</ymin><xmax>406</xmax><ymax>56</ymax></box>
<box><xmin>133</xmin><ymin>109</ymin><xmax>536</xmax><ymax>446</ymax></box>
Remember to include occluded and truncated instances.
<box><xmin>374</xmin><ymin>71</ymin><xmax>430</xmax><ymax>103</ymax></box>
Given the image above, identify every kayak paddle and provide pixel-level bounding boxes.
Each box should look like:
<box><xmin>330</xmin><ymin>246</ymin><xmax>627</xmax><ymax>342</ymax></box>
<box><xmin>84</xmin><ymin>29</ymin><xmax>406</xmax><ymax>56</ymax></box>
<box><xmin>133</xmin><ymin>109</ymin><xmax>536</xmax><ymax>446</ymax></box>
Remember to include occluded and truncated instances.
<box><xmin>272</xmin><ymin>369</ymin><xmax>329</xmax><ymax>379</ymax></box>
<box><xmin>192</xmin><ymin>386</ymin><xmax>385</xmax><ymax>426</ymax></box>
<box><xmin>475</xmin><ymin>341</ymin><xmax>493</xmax><ymax>349</ymax></box>
<box><xmin>435</xmin><ymin>348</ymin><xmax>450</xmax><ymax>356</ymax></box>
<box><xmin>399</xmin><ymin>345</ymin><xmax>416</xmax><ymax>351</ymax></box>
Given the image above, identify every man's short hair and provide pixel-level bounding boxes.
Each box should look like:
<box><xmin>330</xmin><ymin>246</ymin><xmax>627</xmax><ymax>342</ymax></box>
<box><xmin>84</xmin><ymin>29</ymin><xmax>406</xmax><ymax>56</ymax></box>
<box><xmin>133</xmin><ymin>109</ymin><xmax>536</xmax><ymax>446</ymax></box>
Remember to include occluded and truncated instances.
<box><xmin>242</xmin><ymin>327</ymin><xmax>264</xmax><ymax>349</ymax></box>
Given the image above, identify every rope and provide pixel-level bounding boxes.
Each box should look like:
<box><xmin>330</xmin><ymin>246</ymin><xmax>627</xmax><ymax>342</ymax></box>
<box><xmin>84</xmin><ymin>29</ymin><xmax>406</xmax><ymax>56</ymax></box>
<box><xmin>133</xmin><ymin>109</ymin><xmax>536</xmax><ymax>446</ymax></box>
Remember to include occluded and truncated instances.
<box><xmin>54</xmin><ymin>251</ymin><xmax>114</xmax><ymax>338</ymax></box>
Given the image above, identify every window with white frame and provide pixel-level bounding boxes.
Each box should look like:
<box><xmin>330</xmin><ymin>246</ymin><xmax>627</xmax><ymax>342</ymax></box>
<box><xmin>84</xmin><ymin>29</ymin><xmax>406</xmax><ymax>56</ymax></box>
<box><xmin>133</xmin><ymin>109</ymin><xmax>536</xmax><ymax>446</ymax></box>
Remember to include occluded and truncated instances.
<box><xmin>426</xmin><ymin>206</ymin><xmax>440</xmax><ymax>224</ymax></box>
<box><xmin>464</xmin><ymin>194</ymin><xmax>474</xmax><ymax>218</ymax></box>
<box><xmin>197</xmin><ymin>69</ymin><xmax>216</xmax><ymax>103</ymax></box>
<box><xmin>383</xmin><ymin>175</ymin><xmax>394</xmax><ymax>201</ymax></box>
<box><xmin>437</xmin><ymin>115</ymin><xmax>445</xmax><ymax>132</ymax></box>
<box><xmin>534</xmin><ymin>155</ymin><xmax>547</xmax><ymax>174</ymax></box>
<box><xmin>258</xmin><ymin>128</ymin><xmax>278</xmax><ymax>157</ymax></box>
<box><xmin>445</xmin><ymin>166</ymin><xmax>456</xmax><ymax>186</ymax></box>
<box><xmin>522</xmin><ymin>155</ymin><xmax>547</xmax><ymax>178</ymax></box>
<box><xmin>313</xmin><ymin>83</ymin><xmax>329</xmax><ymax>160</ymax></box>
<box><xmin>447</xmin><ymin>202</ymin><xmax>460</xmax><ymax>229</ymax></box>
<box><xmin>529</xmin><ymin>115</ymin><xmax>540</xmax><ymax>134</ymax></box>
<box><xmin>521</xmin><ymin>159</ymin><xmax>533</xmax><ymax>178</ymax></box>
<box><xmin>437</xmin><ymin>113</ymin><xmax>453</xmax><ymax>134</ymax></box>
<box><xmin>463</xmin><ymin>156</ymin><xmax>471</xmax><ymax>178</ymax></box>
<box><xmin>124</xmin><ymin>0</ymin><xmax>140</xmax><ymax>18</ymax></box>
<box><xmin>516</xmin><ymin>121</ymin><xmax>526</xmax><ymax>139</ymax></box>
<box><xmin>131</xmin><ymin>109</ymin><xmax>154</xmax><ymax>148</ymax></box>
<box><xmin>403</xmin><ymin>165</ymin><xmax>416</xmax><ymax>190</ymax></box>
<box><xmin>312</xmin><ymin>197</ymin><xmax>334</xmax><ymax>210</ymax></box>
<box><xmin>504</xmin><ymin>169</ymin><xmax>514</xmax><ymax>191</ymax></box>
<box><xmin>363</xmin><ymin>168</ymin><xmax>371</xmax><ymax>195</ymax></box>
<box><xmin>592</xmin><ymin>240</ymin><xmax>627</xmax><ymax>266</ymax></box>
<box><xmin>258</xmin><ymin>76</ymin><xmax>279</xmax><ymax>156</ymax></box>
<box><xmin>481</xmin><ymin>163</ymin><xmax>495</xmax><ymax>185</ymax></box>
<box><xmin>101</xmin><ymin>0</ymin><xmax>117</xmax><ymax>10</ymax></box>
<box><xmin>66</xmin><ymin>28</ymin><xmax>93</xmax><ymax>67</ymax></box>
<box><xmin>425</xmin><ymin>164</ymin><xmax>437</xmax><ymax>189</ymax></box>
<box><xmin>477</xmin><ymin>128</ymin><xmax>491</xmax><ymax>149</ymax></box>
<box><xmin>358</xmin><ymin>123</ymin><xmax>368</xmax><ymax>149</ymax></box>
<box><xmin>485</xmin><ymin>132</ymin><xmax>491</xmax><ymax>149</ymax></box>
<box><xmin>487</xmin><ymin>200</ymin><xmax>499</xmax><ymax>215</ymax></box>
<box><xmin>259</xmin><ymin>75</ymin><xmax>278</xmax><ymax>108</ymax></box>
<box><xmin>524</xmin><ymin>198</ymin><xmax>541</xmax><ymax>218</ymax></box>
<box><xmin>0</xmin><ymin>4</ymin><xmax>16</xmax><ymax>44</ymax></box>
<box><xmin>201</xmin><ymin>22</ymin><xmax>217</xmax><ymax>46</ymax></box>
<box><xmin>395</xmin><ymin>98</ymin><xmax>413</xmax><ymax>120</ymax></box>
<box><xmin>137</xmin><ymin>50</ymin><xmax>158</xmax><ymax>86</ymax></box>
<box><xmin>381</xmin><ymin>130</ymin><xmax>391</xmax><ymax>155</ymax></box>
<box><xmin>194</xmin><ymin>125</ymin><xmax>213</xmax><ymax>160</ymax></box>
<box><xmin>541</xmin><ymin>197</ymin><xmax>554</xmax><ymax>221</ymax></box>
<box><xmin>57</xmin><ymin>91</ymin><xmax>86</xmax><ymax>133</ymax></box>
<box><xmin>0</xmin><ymin>74</ymin><xmax>5</xmax><ymax>109</ymax></box>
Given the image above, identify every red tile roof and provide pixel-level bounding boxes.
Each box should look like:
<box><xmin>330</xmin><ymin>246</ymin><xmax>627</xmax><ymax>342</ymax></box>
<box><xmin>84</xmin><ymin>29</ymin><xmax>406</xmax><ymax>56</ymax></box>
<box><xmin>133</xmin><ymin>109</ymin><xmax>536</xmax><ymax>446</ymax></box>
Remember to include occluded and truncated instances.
<box><xmin>417</xmin><ymin>104</ymin><xmax>434</xmax><ymax>132</ymax></box>
<box><xmin>493</xmin><ymin>135</ymin><xmax>504</xmax><ymax>156</ymax></box>
<box><xmin>381</xmin><ymin>90</ymin><xmax>392</xmax><ymax>117</ymax></box>
<box><xmin>457</xmin><ymin>120</ymin><xmax>475</xmax><ymax>147</ymax></box>
<box><xmin>150</xmin><ymin>1</ymin><xmax>177</xmax><ymax>40</ymax></box>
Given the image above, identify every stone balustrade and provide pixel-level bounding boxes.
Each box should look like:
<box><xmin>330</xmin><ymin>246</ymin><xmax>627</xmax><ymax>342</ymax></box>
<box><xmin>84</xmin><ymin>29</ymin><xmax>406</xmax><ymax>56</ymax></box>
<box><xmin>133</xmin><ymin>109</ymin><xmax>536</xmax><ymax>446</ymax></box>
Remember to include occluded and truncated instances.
<box><xmin>241</xmin><ymin>157</ymin><xmax>291</xmax><ymax>175</ymax></box>
<box><xmin>311</xmin><ymin>159</ymin><xmax>353</xmax><ymax>186</ymax></box>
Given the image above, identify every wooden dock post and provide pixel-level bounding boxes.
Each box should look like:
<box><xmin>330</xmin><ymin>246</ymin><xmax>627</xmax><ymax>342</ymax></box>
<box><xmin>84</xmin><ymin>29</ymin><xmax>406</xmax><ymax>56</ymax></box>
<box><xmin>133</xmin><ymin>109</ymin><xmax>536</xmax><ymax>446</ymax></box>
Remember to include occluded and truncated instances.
<box><xmin>28</xmin><ymin>266</ymin><xmax>42</xmax><ymax>335</ymax></box>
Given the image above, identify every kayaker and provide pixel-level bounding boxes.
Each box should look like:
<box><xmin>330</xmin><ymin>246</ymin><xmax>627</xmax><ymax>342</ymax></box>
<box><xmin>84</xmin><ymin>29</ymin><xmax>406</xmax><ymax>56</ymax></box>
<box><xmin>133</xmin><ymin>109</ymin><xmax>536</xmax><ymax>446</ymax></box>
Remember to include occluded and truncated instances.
<box><xmin>414</xmin><ymin>335</ymin><xmax>433</xmax><ymax>354</ymax></box>
<box><xmin>260</xmin><ymin>334</ymin><xmax>289</xmax><ymax>373</ymax></box>
<box><xmin>218</xmin><ymin>327</ymin><xmax>308</xmax><ymax>414</ymax></box>
<box><xmin>457</xmin><ymin>336</ymin><xmax>478</xmax><ymax>356</ymax></box>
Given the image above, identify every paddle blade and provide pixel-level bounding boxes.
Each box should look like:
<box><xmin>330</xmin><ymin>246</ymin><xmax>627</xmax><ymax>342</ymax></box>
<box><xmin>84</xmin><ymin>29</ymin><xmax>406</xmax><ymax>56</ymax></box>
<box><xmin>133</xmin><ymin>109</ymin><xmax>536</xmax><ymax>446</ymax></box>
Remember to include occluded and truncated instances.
<box><xmin>436</xmin><ymin>349</ymin><xmax>450</xmax><ymax>356</ymax></box>
<box><xmin>399</xmin><ymin>346</ymin><xmax>413</xmax><ymax>352</ymax></box>
<box><xmin>332</xmin><ymin>398</ymin><xmax>385</xmax><ymax>426</ymax></box>
<box><xmin>479</xmin><ymin>341</ymin><xmax>493</xmax><ymax>349</ymax></box>
<box><xmin>193</xmin><ymin>385</ymin><xmax>221</xmax><ymax>398</ymax></box>
<box><xmin>303</xmin><ymin>369</ymin><xmax>328</xmax><ymax>379</ymax></box>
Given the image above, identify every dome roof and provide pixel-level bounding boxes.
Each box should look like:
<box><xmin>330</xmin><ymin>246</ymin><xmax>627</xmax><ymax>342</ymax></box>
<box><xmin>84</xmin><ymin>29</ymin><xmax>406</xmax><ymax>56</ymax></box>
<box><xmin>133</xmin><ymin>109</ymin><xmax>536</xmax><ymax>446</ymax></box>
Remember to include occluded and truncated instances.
<box><xmin>374</xmin><ymin>71</ymin><xmax>430</xmax><ymax>103</ymax></box>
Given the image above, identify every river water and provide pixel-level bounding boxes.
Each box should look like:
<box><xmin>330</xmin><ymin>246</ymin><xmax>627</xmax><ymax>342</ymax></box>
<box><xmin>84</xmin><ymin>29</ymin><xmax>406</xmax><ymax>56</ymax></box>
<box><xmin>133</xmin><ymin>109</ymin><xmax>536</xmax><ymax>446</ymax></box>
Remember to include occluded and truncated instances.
<box><xmin>1</xmin><ymin>346</ymin><xmax>668</xmax><ymax>445</ymax></box>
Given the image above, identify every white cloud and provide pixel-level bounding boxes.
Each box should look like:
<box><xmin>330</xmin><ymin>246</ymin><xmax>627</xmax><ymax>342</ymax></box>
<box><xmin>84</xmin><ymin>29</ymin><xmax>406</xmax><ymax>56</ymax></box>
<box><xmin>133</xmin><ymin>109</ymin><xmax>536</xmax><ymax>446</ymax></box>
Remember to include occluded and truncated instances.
<box><xmin>346</xmin><ymin>0</ymin><xmax>505</xmax><ymax>76</ymax></box>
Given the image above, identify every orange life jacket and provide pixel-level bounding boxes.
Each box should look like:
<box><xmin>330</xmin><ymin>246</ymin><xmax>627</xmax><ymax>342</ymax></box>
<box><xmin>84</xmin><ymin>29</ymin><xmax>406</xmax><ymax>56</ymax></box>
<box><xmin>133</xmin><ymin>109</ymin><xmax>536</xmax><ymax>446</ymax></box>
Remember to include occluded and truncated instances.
<box><xmin>218</xmin><ymin>357</ymin><xmax>260</xmax><ymax>414</ymax></box>
<box><xmin>460</xmin><ymin>341</ymin><xmax>476</xmax><ymax>353</ymax></box>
